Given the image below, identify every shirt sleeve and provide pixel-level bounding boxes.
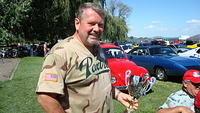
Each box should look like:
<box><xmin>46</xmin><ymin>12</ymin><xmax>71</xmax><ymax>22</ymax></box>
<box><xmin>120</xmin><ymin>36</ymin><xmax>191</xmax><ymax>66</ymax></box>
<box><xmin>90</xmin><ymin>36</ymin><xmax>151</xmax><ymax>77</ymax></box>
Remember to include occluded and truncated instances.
<box><xmin>36</xmin><ymin>52</ymin><xmax>66</xmax><ymax>95</ymax></box>
<box><xmin>159</xmin><ymin>91</ymin><xmax>193</xmax><ymax>109</ymax></box>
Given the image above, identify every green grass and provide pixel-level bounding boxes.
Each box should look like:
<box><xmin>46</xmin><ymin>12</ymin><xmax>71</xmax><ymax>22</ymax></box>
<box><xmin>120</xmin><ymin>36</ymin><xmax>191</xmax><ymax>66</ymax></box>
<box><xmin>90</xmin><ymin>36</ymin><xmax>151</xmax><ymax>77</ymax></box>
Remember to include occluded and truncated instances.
<box><xmin>0</xmin><ymin>57</ymin><xmax>44</xmax><ymax>113</ymax></box>
<box><xmin>0</xmin><ymin>57</ymin><xmax>182</xmax><ymax>113</ymax></box>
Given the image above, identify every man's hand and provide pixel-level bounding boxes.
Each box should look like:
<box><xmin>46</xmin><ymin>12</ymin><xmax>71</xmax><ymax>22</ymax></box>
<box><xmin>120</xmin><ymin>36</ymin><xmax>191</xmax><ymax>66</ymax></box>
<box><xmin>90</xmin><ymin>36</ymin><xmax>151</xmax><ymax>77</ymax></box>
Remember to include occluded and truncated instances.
<box><xmin>114</xmin><ymin>89</ymin><xmax>138</xmax><ymax>111</ymax></box>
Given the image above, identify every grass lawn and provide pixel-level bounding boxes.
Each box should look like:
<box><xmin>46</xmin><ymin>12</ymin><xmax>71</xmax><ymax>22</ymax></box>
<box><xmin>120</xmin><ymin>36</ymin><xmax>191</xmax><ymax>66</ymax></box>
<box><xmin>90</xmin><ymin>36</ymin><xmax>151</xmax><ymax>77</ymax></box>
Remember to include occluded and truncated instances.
<box><xmin>0</xmin><ymin>57</ymin><xmax>182</xmax><ymax>113</ymax></box>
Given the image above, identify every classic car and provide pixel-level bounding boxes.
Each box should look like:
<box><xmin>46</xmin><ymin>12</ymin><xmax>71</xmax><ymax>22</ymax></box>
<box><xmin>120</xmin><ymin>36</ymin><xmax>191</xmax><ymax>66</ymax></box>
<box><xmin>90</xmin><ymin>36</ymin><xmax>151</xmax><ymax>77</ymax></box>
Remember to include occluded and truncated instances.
<box><xmin>178</xmin><ymin>47</ymin><xmax>200</xmax><ymax>58</ymax></box>
<box><xmin>167</xmin><ymin>44</ymin><xmax>190</xmax><ymax>53</ymax></box>
<box><xmin>127</xmin><ymin>45</ymin><xmax>200</xmax><ymax>81</ymax></box>
<box><xmin>100</xmin><ymin>44</ymin><xmax>152</xmax><ymax>91</ymax></box>
<box><xmin>187</xmin><ymin>43</ymin><xmax>200</xmax><ymax>48</ymax></box>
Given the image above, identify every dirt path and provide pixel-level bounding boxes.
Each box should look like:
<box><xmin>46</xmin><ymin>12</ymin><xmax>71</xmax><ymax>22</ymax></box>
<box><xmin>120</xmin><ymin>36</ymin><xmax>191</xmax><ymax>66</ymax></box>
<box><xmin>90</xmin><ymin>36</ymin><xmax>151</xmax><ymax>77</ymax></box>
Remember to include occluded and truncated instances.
<box><xmin>0</xmin><ymin>58</ymin><xmax>20</xmax><ymax>81</ymax></box>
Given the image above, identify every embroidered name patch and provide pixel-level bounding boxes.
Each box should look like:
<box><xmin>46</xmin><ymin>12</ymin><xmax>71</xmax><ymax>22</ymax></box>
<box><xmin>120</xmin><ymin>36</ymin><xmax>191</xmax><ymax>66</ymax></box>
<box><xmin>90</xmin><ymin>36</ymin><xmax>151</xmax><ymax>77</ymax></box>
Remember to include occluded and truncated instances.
<box><xmin>44</xmin><ymin>73</ymin><xmax>58</xmax><ymax>82</ymax></box>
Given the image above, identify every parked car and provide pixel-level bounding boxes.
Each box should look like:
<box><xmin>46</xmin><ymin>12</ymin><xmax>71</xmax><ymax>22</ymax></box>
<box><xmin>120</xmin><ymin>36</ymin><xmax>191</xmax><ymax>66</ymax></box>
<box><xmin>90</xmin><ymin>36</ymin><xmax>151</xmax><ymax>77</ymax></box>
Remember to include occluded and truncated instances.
<box><xmin>167</xmin><ymin>44</ymin><xmax>190</xmax><ymax>53</ymax></box>
<box><xmin>178</xmin><ymin>47</ymin><xmax>200</xmax><ymax>58</ymax></box>
<box><xmin>139</xmin><ymin>40</ymin><xmax>167</xmax><ymax>46</ymax></box>
<box><xmin>17</xmin><ymin>46</ymin><xmax>29</xmax><ymax>57</ymax></box>
<box><xmin>127</xmin><ymin>45</ymin><xmax>200</xmax><ymax>81</ymax></box>
<box><xmin>187</xmin><ymin>43</ymin><xmax>200</xmax><ymax>48</ymax></box>
<box><xmin>100</xmin><ymin>44</ymin><xmax>153</xmax><ymax>91</ymax></box>
<box><xmin>119</xmin><ymin>45</ymin><xmax>133</xmax><ymax>53</ymax></box>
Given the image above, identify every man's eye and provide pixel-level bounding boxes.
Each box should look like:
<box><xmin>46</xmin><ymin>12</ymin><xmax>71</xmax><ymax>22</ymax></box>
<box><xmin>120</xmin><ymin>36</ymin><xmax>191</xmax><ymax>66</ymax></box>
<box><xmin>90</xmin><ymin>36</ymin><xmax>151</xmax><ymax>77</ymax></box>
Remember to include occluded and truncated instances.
<box><xmin>89</xmin><ymin>23</ymin><xmax>96</xmax><ymax>26</ymax></box>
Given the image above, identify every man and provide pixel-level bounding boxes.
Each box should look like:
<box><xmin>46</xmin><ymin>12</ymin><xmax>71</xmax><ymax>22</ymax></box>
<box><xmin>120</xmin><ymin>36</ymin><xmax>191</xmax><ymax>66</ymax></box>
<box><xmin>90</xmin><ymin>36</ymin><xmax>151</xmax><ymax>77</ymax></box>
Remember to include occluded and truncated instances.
<box><xmin>36</xmin><ymin>2</ymin><xmax>138</xmax><ymax>113</ymax></box>
<box><xmin>157</xmin><ymin>69</ymin><xmax>200</xmax><ymax>113</ymax></box>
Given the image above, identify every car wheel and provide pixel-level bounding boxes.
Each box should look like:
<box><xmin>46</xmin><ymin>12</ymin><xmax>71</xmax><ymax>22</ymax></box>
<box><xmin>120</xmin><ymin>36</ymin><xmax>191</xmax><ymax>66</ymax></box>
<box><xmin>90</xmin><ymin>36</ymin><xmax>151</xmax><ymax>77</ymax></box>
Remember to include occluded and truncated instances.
<box><xmin>155</xmin><ymin>67</ymin><xmax>167</xmax><ymax>81</ymax></box>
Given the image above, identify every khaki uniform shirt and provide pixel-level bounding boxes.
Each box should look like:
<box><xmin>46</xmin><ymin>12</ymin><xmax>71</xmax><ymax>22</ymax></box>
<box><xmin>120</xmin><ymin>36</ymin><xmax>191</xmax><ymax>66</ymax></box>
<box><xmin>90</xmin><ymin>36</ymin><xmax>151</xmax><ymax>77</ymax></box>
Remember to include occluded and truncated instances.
<box><xmin>36</xmin><ymin>37</ymin><xmax>113</xmax><ymax>113</ymax></box>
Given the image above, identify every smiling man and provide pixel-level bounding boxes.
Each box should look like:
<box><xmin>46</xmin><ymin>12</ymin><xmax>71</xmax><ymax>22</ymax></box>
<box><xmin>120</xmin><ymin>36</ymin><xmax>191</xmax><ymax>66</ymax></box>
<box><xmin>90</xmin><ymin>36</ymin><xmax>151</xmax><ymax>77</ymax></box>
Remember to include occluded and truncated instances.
<box><xmin>36</xmin><ymin>2</ymin><xmax>138</xmax><ymax>113</ymax></box>
<box><xmin>157</xmin><ymin>70</ymin><xmax>200</xmax><ymax>113</ymax></box>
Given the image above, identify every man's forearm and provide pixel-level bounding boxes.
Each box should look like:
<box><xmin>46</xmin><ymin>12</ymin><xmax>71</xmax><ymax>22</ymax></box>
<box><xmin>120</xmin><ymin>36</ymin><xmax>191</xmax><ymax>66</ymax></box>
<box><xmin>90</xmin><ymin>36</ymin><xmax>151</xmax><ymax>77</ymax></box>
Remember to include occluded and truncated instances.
<box><xmin>157</xmin><ymin>106</ymin><xmax>194</xmax><ymax>113</ymax></box>
<box><xmin>37</xmin><ymin>93</ymin><xmax>65</xmax><ymax>113</ymax></box>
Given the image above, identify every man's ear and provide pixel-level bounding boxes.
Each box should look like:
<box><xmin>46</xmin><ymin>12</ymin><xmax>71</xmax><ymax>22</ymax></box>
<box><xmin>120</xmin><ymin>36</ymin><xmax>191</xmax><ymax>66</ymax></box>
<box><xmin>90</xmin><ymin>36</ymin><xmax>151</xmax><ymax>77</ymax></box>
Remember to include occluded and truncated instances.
<box><xmin>75</xmin><ymin>18</ymin><xmax>80</xmax><ymax>30</ymax></box>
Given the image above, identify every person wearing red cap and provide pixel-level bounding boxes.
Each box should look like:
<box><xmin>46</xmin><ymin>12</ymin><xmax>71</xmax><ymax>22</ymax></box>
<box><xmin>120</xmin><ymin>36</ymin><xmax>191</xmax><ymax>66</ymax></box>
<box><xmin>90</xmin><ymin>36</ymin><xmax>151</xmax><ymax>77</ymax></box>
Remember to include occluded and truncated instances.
<box><xmin>157</xmin><ymin>69</ymin><xmax>200</xmax><ymax>113</ymax></box>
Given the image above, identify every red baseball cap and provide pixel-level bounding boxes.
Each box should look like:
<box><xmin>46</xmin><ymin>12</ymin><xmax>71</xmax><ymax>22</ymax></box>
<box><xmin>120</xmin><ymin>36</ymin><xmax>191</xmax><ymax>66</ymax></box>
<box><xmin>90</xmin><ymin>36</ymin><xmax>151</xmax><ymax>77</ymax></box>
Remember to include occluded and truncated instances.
<box><xmin>183</xmin><ymin>70</ymin><xmax>200</xmax><ymax>83</ymax></box>
<box><xmin>195</xmin><ymin>91</ymin><xmax>200</xmax><ymax>108</ymax></box>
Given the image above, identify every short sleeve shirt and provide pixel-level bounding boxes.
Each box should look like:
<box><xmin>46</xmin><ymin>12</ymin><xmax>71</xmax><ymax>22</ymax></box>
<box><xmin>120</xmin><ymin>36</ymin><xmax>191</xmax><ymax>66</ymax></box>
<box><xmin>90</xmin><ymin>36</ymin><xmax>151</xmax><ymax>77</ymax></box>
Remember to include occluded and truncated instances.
<box><xmin>159</xmin><ymin>89</ymin><xmax>194</xmax><ymax>112</ymax></box>
<box><xmin>36</xmin><ymin>37</ymin><xmax>113</xmax><ymax>113</ymax></box>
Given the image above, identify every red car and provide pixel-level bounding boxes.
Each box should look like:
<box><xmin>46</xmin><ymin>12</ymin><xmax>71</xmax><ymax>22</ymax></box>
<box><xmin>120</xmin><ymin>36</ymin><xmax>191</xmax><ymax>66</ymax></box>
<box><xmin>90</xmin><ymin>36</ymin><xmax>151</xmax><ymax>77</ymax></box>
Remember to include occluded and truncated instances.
<box><xmin>100</xmin><ymin>44</ymin><xmax>151</xmax><ymax>91</ymax></box>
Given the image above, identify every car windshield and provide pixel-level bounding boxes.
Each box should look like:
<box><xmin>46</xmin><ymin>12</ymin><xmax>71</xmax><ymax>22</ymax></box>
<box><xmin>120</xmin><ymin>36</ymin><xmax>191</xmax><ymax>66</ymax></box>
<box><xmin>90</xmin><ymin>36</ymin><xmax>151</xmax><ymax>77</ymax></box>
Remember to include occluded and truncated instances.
<box><xmin>174</xmin><ymin>44</ymin><xmax>186</xmax><ymax>48</ymax></box>
<box><xmin>103</xmin><ymin>48</ymin><xmax>126</xmax><ymax>59</ymax></box>
<box><xmin>149</xmin><ymin>47</ymin><xmax>177</xmax><ymax>56</ymax></box>
<box><xmin>122</xmin><ymin>45</ymin><xmax>130</xmax><ymax>50</ymax></box>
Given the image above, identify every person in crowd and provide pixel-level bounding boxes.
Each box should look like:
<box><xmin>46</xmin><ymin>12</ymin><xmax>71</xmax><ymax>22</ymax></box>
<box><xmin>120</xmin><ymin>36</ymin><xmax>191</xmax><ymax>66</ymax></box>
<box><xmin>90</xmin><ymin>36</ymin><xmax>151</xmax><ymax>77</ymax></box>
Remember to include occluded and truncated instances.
<box><xmin>0</xmin><ymin>48</ymin><xmax>6</xmax><ymax>58</ymax></box>
<box><xmin>36</xmin><ymin>2</ymin><xmax>138</xmax><ymax>113</ymax></box>
<box><xmin>157</xmin><ymin>69</ymin><xmax>200</xmax><ymax>113</ymax></box>
<box><xmin>32</xmin><ymin>44</ymin><xmax>38</xmax><ymax>56</ymax></box>
<box><xmin>43</xmin><ymin>42</ymin><xmax>48</xmax><ymax>56</ymax></box>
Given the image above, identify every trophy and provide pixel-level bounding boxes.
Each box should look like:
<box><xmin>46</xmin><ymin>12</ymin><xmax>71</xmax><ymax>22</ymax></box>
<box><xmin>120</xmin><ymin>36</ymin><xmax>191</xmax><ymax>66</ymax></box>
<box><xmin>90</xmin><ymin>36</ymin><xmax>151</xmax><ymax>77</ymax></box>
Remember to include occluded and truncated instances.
<box><xmin>124</xmin><ymin>71</ymin><xmax>156</xmax><ymax>113</ymax></box>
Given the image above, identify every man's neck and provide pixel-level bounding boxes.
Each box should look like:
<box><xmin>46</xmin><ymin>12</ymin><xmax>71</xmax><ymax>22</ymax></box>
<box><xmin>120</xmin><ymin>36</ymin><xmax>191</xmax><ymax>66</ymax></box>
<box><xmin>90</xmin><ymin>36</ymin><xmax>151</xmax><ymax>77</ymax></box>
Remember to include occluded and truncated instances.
<box><xmin>86</xmin><ymin>45</ymin><xmax>98</xmax><ymax>56</ymax></box>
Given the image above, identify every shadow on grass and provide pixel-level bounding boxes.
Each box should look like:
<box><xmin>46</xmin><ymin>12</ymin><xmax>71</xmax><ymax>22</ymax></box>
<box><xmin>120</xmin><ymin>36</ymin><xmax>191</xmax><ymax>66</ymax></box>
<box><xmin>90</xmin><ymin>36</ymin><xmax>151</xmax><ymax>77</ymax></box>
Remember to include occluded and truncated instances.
<box><xmin>165</xmin><ymin>76</ymin><xmax>182</xmax><ymax>83</ymax></box>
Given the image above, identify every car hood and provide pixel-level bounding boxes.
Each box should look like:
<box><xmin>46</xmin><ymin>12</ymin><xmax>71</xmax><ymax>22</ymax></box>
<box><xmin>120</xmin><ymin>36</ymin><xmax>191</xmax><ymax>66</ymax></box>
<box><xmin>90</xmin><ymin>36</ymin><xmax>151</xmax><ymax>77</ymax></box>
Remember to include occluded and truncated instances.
<box><xmin>158</xmin><ymin>55</ymin><xmax>200</xmax><ymax>66</ymax></box>
<box><xmin>107</xmin><ymin>59</ymin><xmax>137</xmax><ymax>75</ymax></box>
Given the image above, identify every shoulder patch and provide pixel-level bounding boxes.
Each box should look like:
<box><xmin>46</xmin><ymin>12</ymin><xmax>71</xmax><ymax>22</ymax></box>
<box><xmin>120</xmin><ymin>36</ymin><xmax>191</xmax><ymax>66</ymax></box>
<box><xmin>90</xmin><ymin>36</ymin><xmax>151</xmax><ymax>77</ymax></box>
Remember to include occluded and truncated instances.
<box><xmin>44</xmin><ymin>73</ymin><xmax>58</xmax><ymax>82</ymax></box>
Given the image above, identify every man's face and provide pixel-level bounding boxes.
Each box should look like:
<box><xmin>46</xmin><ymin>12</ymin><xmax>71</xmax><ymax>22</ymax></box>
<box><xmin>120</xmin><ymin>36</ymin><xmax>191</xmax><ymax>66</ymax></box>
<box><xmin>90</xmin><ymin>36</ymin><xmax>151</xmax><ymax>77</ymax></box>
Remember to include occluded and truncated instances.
<box><xmin>75</xmin><ymin>8</ymin><xmax>104</xmax><ymax>47</ymax></box>
<box><xmin>184</xmin><ymin>82</ymin><xmax>200</xmax><ymax>97</ymax></box>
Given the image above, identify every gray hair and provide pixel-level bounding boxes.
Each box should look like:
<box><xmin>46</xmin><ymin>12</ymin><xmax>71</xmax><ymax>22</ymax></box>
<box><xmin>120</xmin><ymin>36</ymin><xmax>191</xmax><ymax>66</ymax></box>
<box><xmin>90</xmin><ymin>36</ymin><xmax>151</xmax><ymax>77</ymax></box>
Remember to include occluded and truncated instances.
<box><xmin>183</xmin><ymin>80</ymin><xmax>191</xmax><ymax>84</ymax></box>
<box><xmin>76</xmin><ymin>2</ymin><xmax>105</xmax><ymax>20</ymax></box>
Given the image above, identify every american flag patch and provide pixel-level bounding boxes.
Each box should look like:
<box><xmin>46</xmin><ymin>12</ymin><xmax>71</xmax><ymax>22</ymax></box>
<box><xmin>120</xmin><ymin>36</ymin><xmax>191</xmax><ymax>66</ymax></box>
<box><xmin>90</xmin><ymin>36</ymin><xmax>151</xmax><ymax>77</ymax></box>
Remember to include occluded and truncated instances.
<box><xmin>44</xmin><ymin>73</ymin><xmax>58</xmax><ymax>82</ymax></box>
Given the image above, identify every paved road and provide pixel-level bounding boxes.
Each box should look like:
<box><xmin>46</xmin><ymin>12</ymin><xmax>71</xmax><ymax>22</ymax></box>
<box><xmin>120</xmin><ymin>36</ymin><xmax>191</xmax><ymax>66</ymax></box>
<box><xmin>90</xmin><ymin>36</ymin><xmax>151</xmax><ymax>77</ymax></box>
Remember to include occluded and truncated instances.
<box><xmin>0</xmin><ymin>58</ymin><xmax>20</xmax><ymax>81</ymax></box>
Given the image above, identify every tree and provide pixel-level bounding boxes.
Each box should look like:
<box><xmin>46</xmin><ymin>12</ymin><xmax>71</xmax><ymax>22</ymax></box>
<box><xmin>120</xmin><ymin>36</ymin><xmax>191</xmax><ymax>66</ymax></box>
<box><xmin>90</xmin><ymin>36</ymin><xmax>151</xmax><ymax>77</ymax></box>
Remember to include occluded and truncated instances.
<box><xmin>23</xmin><ymin>0</ymin><xmax>104</xmax><ymax>43</ymax></box>
<box><xmin>105</xmin><ymin>0</ymin><xmax>131</xmax><ymax>19</ymax></box>
<box><xmin>103</xmin><ymin>14</ymin><xmax>128</xmax><ymax>42</ymax></box>
<box><xmin>0</xmin><ymin>0</ymin><xmax>32</xmax><ymax>45</ymax></box>
<box><xmin>23</xmin><ymin>0</ymin><xmax>72</xmax><ymax>43</ymax></box>
<box><xmin>103</xmin><ymin>0</ymin><xmax>131</xmax><ymax>42</ymax></box>
<box><xmin>116</xmin><ymin>2</ymin><xmax>132</xmax><ymax>19</ymax></box>
<box><xmin>1</xmin><ymin>0</ymin><xmax>122</xmax><ymax>45</ymax></box>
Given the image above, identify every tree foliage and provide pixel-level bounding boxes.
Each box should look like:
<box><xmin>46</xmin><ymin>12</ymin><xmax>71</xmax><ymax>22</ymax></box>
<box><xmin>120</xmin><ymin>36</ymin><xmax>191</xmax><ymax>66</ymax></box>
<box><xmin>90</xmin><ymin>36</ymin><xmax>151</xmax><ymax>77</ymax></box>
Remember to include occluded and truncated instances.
<box><xmin>24</xmin><ymin>0</ymin><xmax>73</xmax><ymax>43</ymax></box>
<box><xmin>105</xmin><ymin>0</ymin><xmax>131</xmax><ymax>19</ymax></box>
<box><xmin>0</xmin><ymin>0</ymin><xmax>129</xmax><ymax>45</ymax></box>
<box><xmin>116</xmin><ymin>2</ymin><xmax>132</xmax><ymax>19</ymax></box>
<box><xmin>103</xmin><ymin>0</ymin><xmax>131</xmax><ymax>42</ymax></box>
<box><xmin>103</xmin><ymin>13</ymin><xmax>128</xmax><ymax>42</ymax></box>
<box><xmin>0</xmin><ymin>0</ymin><xmax>32</xmax><ymax>45</ymax></box>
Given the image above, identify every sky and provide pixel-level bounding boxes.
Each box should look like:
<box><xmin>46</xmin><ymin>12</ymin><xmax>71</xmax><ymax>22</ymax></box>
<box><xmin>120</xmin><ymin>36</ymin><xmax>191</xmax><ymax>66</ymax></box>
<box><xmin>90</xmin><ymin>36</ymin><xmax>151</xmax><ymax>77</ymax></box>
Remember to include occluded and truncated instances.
<box><xmin>118</xmin><ymin>0</ymin><xmax>200</xmax><ymax>37</ymax></box>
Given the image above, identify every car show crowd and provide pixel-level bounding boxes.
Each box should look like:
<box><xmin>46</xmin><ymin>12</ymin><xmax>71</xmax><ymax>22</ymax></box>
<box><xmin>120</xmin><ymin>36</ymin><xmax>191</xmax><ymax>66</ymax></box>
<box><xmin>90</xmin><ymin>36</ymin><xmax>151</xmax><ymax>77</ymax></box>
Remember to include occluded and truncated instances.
<box><xmin>104</xmin><ymin>39</ymin><xmax>200</xmax><ymax>113</ymax></box>
<box><xmin>0</xmin><ymin>42</ymin><xmax>50</xmax><ymax>59</ymax></box>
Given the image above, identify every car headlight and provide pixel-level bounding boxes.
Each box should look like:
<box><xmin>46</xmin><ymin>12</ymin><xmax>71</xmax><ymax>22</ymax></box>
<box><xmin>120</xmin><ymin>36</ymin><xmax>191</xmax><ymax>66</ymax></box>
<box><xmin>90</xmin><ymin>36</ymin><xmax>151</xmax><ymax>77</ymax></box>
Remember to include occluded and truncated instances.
<box><xmin>111</xmin><ymin>77</ymin><xmax>116</xmax><ymax>84</ymax></box>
